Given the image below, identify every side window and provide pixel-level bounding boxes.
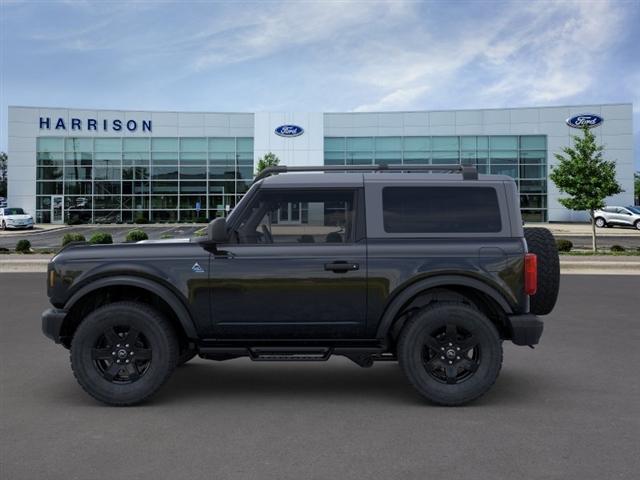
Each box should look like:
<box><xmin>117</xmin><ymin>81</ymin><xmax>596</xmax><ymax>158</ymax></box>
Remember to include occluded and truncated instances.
<box><xmin>382</xmin><ymin>186</ymin><xmax>501</xmax><ymax>233</ymax></box>
<box><xmin>237</xmin><ymin>190</ymin><xmax>356</xmax><ymax>244</ymax></box>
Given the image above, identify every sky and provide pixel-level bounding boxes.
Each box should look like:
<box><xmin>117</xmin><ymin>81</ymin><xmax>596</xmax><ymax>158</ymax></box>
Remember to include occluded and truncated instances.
<box><xmin>1</xmin><ymin>0</ymin><xmax>639</xmax><ymax>168</ymax></box>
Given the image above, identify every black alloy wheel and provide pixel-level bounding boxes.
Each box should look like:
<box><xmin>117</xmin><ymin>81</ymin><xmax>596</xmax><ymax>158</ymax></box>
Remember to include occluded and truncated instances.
<box><xmin>422</xmin><ymin>323</ymin><xmax>480</xmax><ymax>385</ymax></box>
<box><xmin>91</xmin><ymin>326</ymin><xmax>152</xmax><ymax>384</ymax></box>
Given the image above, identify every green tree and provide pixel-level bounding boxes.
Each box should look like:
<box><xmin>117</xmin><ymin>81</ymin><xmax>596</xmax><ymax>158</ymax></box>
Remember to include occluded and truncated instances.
<box><xmin>549</xmin><ymin>127</ymin><xmax>623</xmax><ymax>252</ymax></box>
<box><xmin>634</xmin><ymin>171</ymin><xmax>640</xmax><ymax>205</ymax></box>
<box><xmin>256</xmin><ymin>152</ymin><xmax>280</xmax><ymax>175</ymax></box>
<box><xmin>0</xmin><ymin>152</ymin><xmax>7</xmax><ymax>198</ymax></box>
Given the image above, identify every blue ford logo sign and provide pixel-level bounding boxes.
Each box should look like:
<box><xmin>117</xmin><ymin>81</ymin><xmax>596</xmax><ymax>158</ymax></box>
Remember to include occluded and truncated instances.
<box><xmin>566</xmin><ymin>114</ymin><xmax>603</xmax><ymax>129</ymax></box>
<box><xmin>275</xmin><ymin>125</ymin><xmax>304</xmax><ymax>137</ymax></box>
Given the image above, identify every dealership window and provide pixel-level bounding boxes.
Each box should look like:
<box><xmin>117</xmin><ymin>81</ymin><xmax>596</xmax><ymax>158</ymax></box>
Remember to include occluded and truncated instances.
<box><xmin>35</xmin><ymin>136</ymin><xmax>254</xmax><ymax>224</ymax></box>
<box><xmin>324</xmin><ymin>135</ymin><xmax>548</xmax><ymax>222</ymax></box>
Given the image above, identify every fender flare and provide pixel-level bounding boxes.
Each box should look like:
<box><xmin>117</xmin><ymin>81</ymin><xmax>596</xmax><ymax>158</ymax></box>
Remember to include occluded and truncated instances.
<box><xmin>64</xmin><ymin>275</ymin><xmax>198</xmax><ymax>339</ymax></box>
<box><xmin>375</xmin><ymin>274</ymin><xmax>514</xmax><ymax>339</ymax></box>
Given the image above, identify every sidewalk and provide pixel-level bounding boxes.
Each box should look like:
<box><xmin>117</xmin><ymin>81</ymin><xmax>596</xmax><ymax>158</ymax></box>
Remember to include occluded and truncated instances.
<box><xmin>2</xmin><ymin>253</ymin><xmax>639</xmax><ymax>274</ymax></box>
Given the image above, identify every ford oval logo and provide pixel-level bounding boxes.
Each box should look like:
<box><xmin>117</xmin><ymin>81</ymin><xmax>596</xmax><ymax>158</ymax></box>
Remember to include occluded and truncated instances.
<box><xmin>566</xmin><ymin>114</ymin><xmax>603</xmax><ymax>129</ymax></box>
<box><xmin>275</xmin><ymin>125</ymin><xmax>304</xmax><ymax>137</ymax></box>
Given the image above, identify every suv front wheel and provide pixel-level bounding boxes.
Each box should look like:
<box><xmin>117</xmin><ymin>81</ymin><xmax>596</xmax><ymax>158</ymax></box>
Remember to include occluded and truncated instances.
<box><xmin>70</xmin><ymin>301</ymin><xmax>178</xmax><ymax>406</ymax></box>
<box><xmin>398</xmin><ymin>302</ymin><xmax>502</xmax><ymax>406</ymax></box>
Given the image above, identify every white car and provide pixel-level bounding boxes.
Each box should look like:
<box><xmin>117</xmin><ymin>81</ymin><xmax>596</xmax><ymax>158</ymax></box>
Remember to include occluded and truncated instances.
<box><xmin>594</xmin><ymin>206</ymin><xmax>640</xmax><ymax>230</ymax></box>
<box><xmin>0</xmin><ymin>207</ymin><xmax>35</xmax><ymax>230</ymax></box>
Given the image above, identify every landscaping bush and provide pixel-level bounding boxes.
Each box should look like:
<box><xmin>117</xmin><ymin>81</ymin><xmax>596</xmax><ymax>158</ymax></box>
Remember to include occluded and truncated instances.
<box><xmin>610</xmin><ymin>244</ymin><xmax>625</xmax><ymax>252</ymax></box>
<box><xmin>126</xmin><ymin>229</ymin><xmax>148</xmax><ymax>242</ymax></box>
<box><xmin>134</xmin><ymin>216</ymin><xmax>149</xmax><ymax>224</ymax></box>
<box><xmin>556</xmin><ymin>239</ymin><xmax>573</xmax><ymax>252</ymax></box>
<box><xmin>62</xmin><ymin>233</ymin><xmax>86</xmax><ymax>246</ymax></box>
<box><xmin>0</xmin><ymin>247</ymin><xmax>10</xmax><ymax>254</ymax></box>
<box><xmin>15</xmin><ymin>239</ymin><xmax>31</xmax><ymax>253</ymax></box>
<box><xmin>194</xmin><ymin>229</ymin><xmax>207</xmax><ymax>237</ymax></box>
<box><xmin>88</xmin><ymin>232</ymin><xmax>113</xmax><ymax>245</ymax></box>
<box><xmin>196</xmin><ymin>216</ymin><xmax>208</xmax><ymax>224</ymax></box>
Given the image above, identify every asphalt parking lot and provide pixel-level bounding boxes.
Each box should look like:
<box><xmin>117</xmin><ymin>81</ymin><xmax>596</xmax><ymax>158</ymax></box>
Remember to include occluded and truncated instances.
<box><xmin>1</xmin><ymin>274</ymin><xmax>639</xmax><ymax>480</ymax></box>
<box><xmin>0</xmin><ymin>225</ymin><xmax>203</xmax><ymax>249</ymax></box>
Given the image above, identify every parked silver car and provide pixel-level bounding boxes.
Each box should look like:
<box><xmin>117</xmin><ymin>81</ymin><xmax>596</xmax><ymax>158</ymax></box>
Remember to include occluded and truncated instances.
<box><xmin>594</xmin><ymin>206</ymin><xmax>640</xmax><ymax>230</ymax></box>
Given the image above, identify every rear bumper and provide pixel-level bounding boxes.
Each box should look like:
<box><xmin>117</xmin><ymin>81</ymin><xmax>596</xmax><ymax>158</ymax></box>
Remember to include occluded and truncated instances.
<box><xmin>507</xmin><ymin>314</ymin><xmax>543</xmax><ymax>346</ymax></box>
<box><xmin>42</xmin><ymin>308</ymin><xmax>68</xmax><ymax>344</ymax></box>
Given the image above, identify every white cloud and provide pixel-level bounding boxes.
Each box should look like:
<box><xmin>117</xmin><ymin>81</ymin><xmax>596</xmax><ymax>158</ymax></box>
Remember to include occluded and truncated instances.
<box><xmin>350</xmin><ymin>0</ymin><xmax>629</xmax><ymax>111</ymax></box>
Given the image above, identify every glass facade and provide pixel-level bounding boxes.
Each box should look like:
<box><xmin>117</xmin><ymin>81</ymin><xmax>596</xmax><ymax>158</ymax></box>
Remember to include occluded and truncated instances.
<box><xmin>36</xmin><ymin>137</ymin><xmax>254</xmax><ymax>223</ymax></box>
<box><xmin>325</xmin><ymin>135</ymin><xmax>548</xmax><ymax>222</ymax></box>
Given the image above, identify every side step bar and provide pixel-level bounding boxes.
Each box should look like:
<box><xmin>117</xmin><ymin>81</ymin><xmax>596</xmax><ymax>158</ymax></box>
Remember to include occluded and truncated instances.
<box><xmin>198</xmin><ymin>343</ymin><xmax>395</xmax><ymax>367</ymax></box>
<box><xmin>250</xmin><ymin>347</ymin><xmax>331</xmax><ymax>362</ymax></box>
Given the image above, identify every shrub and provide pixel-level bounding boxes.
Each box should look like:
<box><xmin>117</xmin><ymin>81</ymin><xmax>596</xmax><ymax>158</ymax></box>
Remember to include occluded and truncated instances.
<box><xmin>126</xmin><ymin>229</ymin><xmax>148</xmax><ymax>242</ymax></box>
<box><xmin>194</xmin><ymin>229</ymin><xmax>207</xmax><ymax>237</ymax></box>
<box><xmin>610</xmin><ymin>244</ymin><xmax>625</xmax><ymax>252</ymax></box>
<box><xmin>134</xmin><ymin>216</ymin><xmax>149</xmax><ymax>224</ymax></box>
<box><xmin>160</xmin><ymin>234</ymin><xmax>173</xmax><ymax>239</ymax></box>
<box><xmin>62</xmin><ymin>233</ymin><xmax>86</xmax><ymax>246</ymax></box>
<box><xmin>15</xmin><ymin>239</ymin><xmax>31</xmax><ymax>253</ymax></box>
<box><xmin>0</xmin><ymin>247</ymin><xmax>10</xmax><ymax>253</ymax></box>
<box><xmin>556</xmin><ymin>239</ymin><xmax>573</xmax><ymax>252</ymax></box>
<box><xmin>66</xmin><ymin>216</ymin><xmax>83</xmax><ymax>226</ymax></box>
<box><xmin>196</xmin><ymin>216</ymin><xmax>208</xmax><ymax>224</ymax></box>
<box><xmin>89</xmin><ymin>232</ymin><xmax>113</xmax><ymax>245</ymax></box>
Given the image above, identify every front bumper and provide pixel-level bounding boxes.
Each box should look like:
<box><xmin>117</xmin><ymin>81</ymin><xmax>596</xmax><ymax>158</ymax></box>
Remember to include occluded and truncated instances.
<box><xmin>42</xmin><ymin>308</ymin><xmax>68</xmax><ymax>344</ymax></box>
<box><xmin>507</xmin><ymin>314</ymin><xmax>543</xmax><ymax>346</ymax></box>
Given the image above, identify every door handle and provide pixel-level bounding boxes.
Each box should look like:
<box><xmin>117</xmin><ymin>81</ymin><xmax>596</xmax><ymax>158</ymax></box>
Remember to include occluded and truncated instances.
<box><xmin>324</xmin><ymin>261</ymin><xmax>359</xmax><ymax>273</ymax></box>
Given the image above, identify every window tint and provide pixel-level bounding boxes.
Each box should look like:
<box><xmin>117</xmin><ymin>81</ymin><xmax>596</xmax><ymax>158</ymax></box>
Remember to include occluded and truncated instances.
<box><xmin>382</xmin><ymin>187</ymin><xmax>501</xmax><ymax>233</ymax></box>
<box><xmin>237</xmin><ymin>190</ymin><xmax>355</xmax><ymax>244</ymax></box>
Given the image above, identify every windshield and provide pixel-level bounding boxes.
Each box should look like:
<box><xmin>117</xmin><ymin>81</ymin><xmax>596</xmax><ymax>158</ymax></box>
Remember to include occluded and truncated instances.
<box><xmin>627</xmin><ymin>206</ymin><xmax>640</xmax><ymax>214</ymax></box>
<box><xmin>4</xmin><ymin>208</ymin><xmax>25</xmax><ymax>215</ymax></box>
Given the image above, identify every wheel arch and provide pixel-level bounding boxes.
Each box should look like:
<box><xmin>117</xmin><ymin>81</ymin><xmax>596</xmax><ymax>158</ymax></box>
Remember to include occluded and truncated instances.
<box><xmin>376</xmin><ymin>275</ymin><xmax>513</xmax><ymax>343</ymax></box>
<box><xmin>60</xmin><ymin>275</ymin><xmax>197</xmax><ymax>348</ymax></box>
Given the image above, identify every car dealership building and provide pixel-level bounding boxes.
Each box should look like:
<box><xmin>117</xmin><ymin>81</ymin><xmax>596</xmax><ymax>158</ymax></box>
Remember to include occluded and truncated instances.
<box><xmin>6</xmin><ymin>103</ymin><xmax>634</xmax><ymax>224</ymax></box>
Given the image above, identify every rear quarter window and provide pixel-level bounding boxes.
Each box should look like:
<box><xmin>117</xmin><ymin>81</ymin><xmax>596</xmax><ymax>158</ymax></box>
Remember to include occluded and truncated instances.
<box><xmin>382</xmin><ymin>186</ymin><xmax>502</xmax><ymax>233</ymax></box>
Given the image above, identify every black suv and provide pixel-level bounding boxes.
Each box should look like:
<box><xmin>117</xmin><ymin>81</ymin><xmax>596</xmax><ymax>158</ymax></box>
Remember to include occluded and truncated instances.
<box><xmin>42</xmin><ymin>164</ymin><xmax>560</xmax><ymax>406</ymax></box>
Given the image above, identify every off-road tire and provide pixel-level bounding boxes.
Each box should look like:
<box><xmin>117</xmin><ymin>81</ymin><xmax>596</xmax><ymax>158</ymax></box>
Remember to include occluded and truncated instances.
<box><xmin>398</xmin><ymin>302</ymin><xmax>503</xmax><ymax>406</ymax></box>
<box><xmin>70</xmin><ymin>301</ymin><xmax>178</xmax><ymax>406</ymax></box>
<box><xmin>524</xmin><ymin>227</ymin><xmax>560</xmax><ymax>315</ymax></box>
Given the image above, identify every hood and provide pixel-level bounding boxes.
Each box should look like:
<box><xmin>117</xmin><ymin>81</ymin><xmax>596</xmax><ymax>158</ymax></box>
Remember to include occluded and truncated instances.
<box><xmin>4</xmin><ymin>214</ymin><xmax>32</xmax><ymax>220</ymax></box>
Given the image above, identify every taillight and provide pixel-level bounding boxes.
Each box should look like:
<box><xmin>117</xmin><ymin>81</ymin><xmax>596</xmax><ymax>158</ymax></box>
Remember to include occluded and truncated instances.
<box><xmin>524</xmin><ymin>253</ymin><xmax>537</xmax><ymax>295</ymax></box>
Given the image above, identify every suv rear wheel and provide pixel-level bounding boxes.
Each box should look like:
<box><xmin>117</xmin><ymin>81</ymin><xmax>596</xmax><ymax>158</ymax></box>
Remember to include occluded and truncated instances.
<box><xmin>398</xmin><ymin>302</ymin><xmax>502</xmax><ymax>406</ymax></box>
<box><xmin>595</xmin><ymin>217</ymin><xmax>606</xmax><ymax>228</ymax></box>
<box><xmin>70</xmin><ymin>301</ymin><xmax>178</xmax><ymax>406</ymax></box>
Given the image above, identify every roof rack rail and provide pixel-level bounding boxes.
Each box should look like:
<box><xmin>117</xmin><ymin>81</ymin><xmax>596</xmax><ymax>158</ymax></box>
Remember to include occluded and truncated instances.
<box><xmin>253</xmin><ymin>164</ymin><xmax>478</xmax><ymax>182</ymax></box>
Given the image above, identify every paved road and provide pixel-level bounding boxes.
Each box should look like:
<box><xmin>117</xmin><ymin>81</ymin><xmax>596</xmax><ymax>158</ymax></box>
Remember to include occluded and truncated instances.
<box><xmin>0</xmin><ymin>225</ymin><xmax>202</xmax><ymax>248</ymax></box>
<box><xmin>1</xmin><ymin>274</ymin><xmax>639</xmax><ymax>480</ymax></box>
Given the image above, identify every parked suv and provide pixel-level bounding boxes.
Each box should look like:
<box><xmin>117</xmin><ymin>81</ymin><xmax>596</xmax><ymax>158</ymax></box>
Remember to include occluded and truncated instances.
<box><xmin>42</xmin><ymin>165</ymin><xmax>560</xmax><ymax>406</ymax></box>
<box><xmin>1</xmin><ymin>207</ymin><xmax>34</xmax><ymax>230</ymax></box>
<box><xmin>594</xmin><ymin>206</ymin><xmax>640</xmax><ymax>230</ymax></box>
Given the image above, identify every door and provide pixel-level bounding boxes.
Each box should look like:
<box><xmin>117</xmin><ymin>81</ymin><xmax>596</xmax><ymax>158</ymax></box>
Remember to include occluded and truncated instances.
<box><xmin>209</xmin><ymin>188</ymin><xmax>367</xmax><ymax>338</ymax></box>
<box><xmin>615</xmin><ymin>208</ymin><xmax>634</xmax><ymax>226</ymax></box>
<box><xmin>51</xmin><ymin>195</ymin><xmax>64</xmax><ymax>224</ymax></box>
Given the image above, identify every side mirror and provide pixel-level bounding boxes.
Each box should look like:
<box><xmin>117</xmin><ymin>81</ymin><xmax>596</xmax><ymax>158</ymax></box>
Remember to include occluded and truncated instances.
<box><xmin>208</xmin><ymin>217</ymin><xmax>229</xmax><ymax>243</ymax></box>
